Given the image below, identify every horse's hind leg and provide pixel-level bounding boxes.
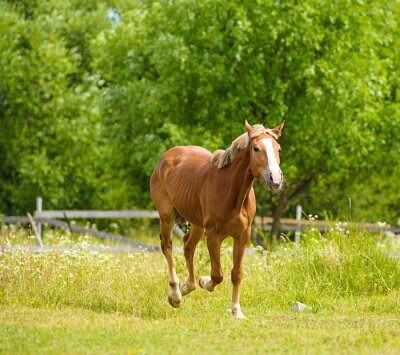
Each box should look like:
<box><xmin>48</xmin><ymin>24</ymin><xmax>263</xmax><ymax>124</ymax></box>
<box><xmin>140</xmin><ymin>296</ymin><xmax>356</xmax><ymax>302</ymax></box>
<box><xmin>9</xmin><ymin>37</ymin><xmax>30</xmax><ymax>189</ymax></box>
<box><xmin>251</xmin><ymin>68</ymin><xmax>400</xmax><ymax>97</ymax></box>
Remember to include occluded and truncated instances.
<box><xmin>159</xmin><ymin>212</ymin><xmax>182</xmax><ymax>308</ymax></box>
<box><xmin>180</xmin><ymin>224</ymin><xmax>205</xmax><ymax>296</ymax></box>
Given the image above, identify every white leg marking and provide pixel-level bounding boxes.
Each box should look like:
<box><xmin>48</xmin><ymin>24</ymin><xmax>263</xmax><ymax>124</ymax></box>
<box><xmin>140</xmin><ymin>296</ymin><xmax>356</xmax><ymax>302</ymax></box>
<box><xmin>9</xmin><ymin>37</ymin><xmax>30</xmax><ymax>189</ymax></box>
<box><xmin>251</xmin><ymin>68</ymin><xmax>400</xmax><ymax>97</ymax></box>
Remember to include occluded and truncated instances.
<box><xmin>231</xmin><ymin>303</ymin><xmax>246</xmax><ymax>319</ymax></box>
<box><xmin>231</xmin><ymin>284</ymin><xmax>245</xmax><ymax>319</ymax></box>
<box><xmin>168</xmin><ymin>266</ymin><xmax>182</xmax><ymax>308</ymax></box>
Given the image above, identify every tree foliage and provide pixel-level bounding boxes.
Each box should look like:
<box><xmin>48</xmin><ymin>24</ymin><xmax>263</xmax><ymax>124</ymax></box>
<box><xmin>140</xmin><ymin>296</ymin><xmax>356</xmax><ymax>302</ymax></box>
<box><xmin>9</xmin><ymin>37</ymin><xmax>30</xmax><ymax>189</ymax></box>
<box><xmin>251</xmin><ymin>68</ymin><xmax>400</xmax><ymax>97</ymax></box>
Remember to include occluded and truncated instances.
<box><xmin>0</xmin><ymin>0</ymin><xmax>399</xmax><ymax>226</ymax></box>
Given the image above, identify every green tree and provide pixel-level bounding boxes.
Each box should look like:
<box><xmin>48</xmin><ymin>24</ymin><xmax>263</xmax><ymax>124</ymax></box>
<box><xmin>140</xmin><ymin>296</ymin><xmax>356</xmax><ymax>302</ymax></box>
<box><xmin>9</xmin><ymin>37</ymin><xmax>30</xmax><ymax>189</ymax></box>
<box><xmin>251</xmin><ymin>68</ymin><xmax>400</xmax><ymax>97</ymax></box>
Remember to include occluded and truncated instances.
<box><xmin>0</xmin><ymin>0</ymin><xmax>398</xmax><ymax>234</ymax></box>
<box><xmin>91</xmin><ymin>0</ymin><xmax>400</xmax><ymax>229</ymax></box>
<box><xmin>0</xmin><ymin>1</ymin><xmax>110</xmax><ymax>213</ymax></box>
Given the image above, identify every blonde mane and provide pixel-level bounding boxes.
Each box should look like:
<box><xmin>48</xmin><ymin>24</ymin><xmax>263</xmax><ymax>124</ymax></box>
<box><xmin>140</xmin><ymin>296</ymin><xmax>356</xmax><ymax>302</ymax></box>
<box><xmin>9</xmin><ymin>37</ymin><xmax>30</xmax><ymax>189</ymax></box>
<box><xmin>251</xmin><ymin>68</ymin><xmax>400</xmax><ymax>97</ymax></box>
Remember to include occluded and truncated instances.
<box><xmin>210</xmin><ymin>124</ymin><xmax>277</xmax><ymax>169</ymax></box>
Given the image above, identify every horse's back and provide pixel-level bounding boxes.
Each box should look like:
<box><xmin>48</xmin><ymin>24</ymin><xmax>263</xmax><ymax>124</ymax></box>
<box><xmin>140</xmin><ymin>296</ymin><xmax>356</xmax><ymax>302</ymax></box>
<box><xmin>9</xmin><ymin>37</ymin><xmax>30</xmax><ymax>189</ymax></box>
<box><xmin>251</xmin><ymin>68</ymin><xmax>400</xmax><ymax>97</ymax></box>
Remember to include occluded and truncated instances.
<box><xmin>164</xmin><ymin>145</ymin><xmax>211</xmax><ymax>163</ymax></box>
<box><xmin>153</xmin><ymin>146</ymin><xmax>211</xmax><ymax>179</ymax></box>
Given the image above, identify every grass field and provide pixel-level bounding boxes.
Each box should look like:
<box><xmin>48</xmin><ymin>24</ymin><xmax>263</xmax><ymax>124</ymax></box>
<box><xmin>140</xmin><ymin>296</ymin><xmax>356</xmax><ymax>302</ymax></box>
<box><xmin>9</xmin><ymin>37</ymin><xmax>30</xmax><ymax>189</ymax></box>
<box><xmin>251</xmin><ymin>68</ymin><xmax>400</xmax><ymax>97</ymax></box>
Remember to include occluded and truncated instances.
<box><xmin>0</xmin><ymin>224</ymin><xmax>399</xmax><ymax>354</ymax></box>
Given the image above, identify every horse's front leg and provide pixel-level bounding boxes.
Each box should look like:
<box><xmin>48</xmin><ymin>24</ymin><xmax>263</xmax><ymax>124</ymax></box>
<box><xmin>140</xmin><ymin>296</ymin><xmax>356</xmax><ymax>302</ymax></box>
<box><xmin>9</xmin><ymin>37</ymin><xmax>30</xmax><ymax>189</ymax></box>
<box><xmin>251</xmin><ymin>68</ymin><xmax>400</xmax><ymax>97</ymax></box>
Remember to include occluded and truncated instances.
<box><xmin>199</xmin><ymin>231</ymin><xmax>223</xmax><ymax>292</ymax></box>
<box><xmin>230</xmin><ymin>227</ymin><xmax>251</xmax><ymax>319</ymax></box>
<box><xmin>180</xmin><ymin>224</ymin><xmax>205</xmax><ymax>296</ymax></box>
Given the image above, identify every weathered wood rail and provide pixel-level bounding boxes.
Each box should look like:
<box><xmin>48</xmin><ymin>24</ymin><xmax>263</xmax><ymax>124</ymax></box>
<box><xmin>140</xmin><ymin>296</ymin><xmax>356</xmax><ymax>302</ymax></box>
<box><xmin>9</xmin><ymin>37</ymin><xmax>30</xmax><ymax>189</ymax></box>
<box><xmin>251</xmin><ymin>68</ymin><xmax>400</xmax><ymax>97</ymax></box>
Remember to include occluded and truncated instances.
<box><xmin>254</xmin><ymin>217</ymin><xmax>400</xmax><ymax>233</ymax></box>
<box><xmin>3</xmin><ymin>214</ymin><xmax>398</xmax><ymax>234</ymax></box>
<box><xmin>0</xmin><ymin>198</ymin><xmax>398</xmax><ymax>252</ymax></box>
<box><xmin>0</xmin><ymin>215</ymin><xmax>161</xmax><ymax>251</ymax></box>
<box><xmin>34</xmin><ymin>210</ymin><xmax>160</xmax><ymax>219</ymax></box>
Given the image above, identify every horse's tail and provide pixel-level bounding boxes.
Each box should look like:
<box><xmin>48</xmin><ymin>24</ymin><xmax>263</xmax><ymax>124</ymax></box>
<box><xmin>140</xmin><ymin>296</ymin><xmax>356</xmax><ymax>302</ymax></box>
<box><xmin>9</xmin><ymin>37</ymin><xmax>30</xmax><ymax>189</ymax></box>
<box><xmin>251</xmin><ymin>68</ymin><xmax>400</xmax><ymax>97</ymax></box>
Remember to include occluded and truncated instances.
<box><xmin>174</xmin><ymin>209</ymin><xmax>187</xmax><ymax>226</ymax></box>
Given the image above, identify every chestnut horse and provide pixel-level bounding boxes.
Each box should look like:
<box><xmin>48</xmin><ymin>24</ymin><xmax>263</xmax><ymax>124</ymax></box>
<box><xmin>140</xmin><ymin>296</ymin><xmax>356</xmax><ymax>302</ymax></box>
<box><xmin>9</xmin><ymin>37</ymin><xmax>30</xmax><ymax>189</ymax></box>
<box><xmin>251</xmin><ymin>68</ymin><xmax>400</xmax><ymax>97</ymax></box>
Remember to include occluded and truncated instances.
<box><xmin>150</xmin><ymin>121</ymin><xmax>284</xmax><ymax>318</ymax></box>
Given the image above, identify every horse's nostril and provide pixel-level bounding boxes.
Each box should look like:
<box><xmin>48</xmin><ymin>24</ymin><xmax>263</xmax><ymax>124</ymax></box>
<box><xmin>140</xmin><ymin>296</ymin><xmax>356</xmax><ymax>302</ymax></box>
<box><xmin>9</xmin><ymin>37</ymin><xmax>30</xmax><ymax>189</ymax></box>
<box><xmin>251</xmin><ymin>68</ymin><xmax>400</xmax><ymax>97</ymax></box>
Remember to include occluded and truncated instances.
<box><xmin>269</xmin><ymin>173</ymin><xmax>273</xmax><ymax>181</ymax></box>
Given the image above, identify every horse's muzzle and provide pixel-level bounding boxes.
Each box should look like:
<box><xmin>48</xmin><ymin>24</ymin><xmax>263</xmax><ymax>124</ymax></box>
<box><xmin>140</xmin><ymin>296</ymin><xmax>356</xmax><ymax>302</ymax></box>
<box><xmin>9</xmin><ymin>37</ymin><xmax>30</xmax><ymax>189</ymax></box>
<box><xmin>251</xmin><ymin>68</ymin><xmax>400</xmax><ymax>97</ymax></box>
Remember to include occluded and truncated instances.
<box><xmin>268</xmin><ymin>181</ymin><xmax>283</xmax><ymax>191</ymax></box>
<box><xmin>265</xmin><ymin>170</ymin><xmax>283</xmax><ymax>191</ymax></box>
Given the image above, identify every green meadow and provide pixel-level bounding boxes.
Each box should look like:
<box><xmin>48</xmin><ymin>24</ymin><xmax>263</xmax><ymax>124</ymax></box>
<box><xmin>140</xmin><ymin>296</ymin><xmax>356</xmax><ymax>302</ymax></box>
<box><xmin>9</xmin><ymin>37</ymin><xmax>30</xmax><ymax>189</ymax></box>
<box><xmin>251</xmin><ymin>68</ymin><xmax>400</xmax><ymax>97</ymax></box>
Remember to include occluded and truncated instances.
<box><xmin>1</xmin><ymin>1</ymin><xmax>400</xmax><ymax>353</ymax></box>
<box><xmin>0</xmin><ymin>226</ymin><xmax>399</xmax><ymax>354</ymax></box>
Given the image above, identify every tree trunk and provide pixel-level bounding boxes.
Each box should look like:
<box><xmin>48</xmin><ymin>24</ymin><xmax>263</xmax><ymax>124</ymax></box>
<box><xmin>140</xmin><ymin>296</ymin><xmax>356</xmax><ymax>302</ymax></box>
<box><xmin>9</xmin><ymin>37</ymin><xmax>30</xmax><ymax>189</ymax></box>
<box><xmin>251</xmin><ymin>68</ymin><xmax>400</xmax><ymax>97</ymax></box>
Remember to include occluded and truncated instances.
<box><xmin>270</xmin><ymin>175</ymin><xmax>314</xmax><ymax>242</ymax></box>
<box><xmin>271</xmin><ymin>193</ymin><xmax>288</xmax><ymax>241</ymax></box>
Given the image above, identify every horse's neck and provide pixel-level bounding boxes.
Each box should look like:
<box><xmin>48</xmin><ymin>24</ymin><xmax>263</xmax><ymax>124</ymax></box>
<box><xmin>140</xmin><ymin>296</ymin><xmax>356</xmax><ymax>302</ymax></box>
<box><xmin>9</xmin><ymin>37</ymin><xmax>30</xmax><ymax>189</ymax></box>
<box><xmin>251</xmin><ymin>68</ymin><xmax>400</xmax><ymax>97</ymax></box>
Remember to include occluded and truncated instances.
<box><xmin>225</xmin><ymin>149</ymin><xmax>254</xmax><ymax>210</ymax></box>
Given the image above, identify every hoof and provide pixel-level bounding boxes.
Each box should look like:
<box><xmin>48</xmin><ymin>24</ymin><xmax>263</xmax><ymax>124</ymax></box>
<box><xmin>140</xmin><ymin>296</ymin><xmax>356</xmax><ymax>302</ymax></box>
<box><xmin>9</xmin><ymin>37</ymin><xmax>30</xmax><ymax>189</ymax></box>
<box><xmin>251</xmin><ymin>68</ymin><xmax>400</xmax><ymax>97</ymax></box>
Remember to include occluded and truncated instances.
<box><xmin>232</xmin><ymin>311</ymin><xmax>246</xmax><ymax>319</ymax></box>
<box><xmin>179</xmin><ymin>283</ymin><xmax>188</xmax><ymax>296</ymax></box>
<box><xmin>199</xmin><ymin>276</ymin><xmax>212</xmax><ymax>291</ymax></box>
<box><xmin>199</xmin><ymin>276</ymin><xmax>206</xmax><ymax>289</ymax></box>
<box><xmin>168</xmin><ymin>294</ymin><xmax>182</xmax><ymax>308</ymax></box>
<box><xmin>180</xmin><ymin>282</ymin><xmax>196</xmax><ymax>296</ymax></box>
<box><xmin>231</xmin><ymin>306</ymin><xmax>246</xmax><ymax>319</ymax></box>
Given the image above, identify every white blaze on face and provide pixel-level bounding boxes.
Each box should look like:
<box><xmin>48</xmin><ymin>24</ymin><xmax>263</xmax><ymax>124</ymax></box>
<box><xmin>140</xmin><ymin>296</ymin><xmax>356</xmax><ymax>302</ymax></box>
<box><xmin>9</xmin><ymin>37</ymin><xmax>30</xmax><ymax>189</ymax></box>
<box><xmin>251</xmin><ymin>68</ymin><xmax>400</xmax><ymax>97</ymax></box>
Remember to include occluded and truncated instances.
<box><xmin>261</xmin><ymin>138</ymin><xmax>281</xmax><ymax>184</ymax></box>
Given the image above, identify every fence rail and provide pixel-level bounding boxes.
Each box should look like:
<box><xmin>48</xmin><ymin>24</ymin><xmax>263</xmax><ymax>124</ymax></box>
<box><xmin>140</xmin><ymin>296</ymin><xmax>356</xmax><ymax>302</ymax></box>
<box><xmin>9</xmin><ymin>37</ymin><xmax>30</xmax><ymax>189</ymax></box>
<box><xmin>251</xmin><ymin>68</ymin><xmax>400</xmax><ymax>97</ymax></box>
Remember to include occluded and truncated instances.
<box><xmin>3</xmin><ymin>214</ymin><xmax>398</xmax><ymax>233</ymax></box>
<box><xmin>34</xmin><ymin>210</ymin><xmax>160</xmax><ymax>219</ymax></box>
<box><xmin>0</xmin><ymin>197</ymin><xmax>398</xmax><ymax>252</ymax></box>
<box><xmin>254</xmin><ymin>216</ymin><xmax>400</xmax><ymax>233</ymax></box>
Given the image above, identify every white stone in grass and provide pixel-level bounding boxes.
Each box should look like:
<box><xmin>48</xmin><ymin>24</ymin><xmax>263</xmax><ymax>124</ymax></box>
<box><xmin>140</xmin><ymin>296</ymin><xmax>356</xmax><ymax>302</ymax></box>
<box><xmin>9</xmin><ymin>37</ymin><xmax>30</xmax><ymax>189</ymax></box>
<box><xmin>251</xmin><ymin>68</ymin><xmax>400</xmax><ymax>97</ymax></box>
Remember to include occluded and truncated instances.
<box><xmin>291</xmin><ymin>301</ymin><xmax>312</xmax><ymax>313</ymax></box>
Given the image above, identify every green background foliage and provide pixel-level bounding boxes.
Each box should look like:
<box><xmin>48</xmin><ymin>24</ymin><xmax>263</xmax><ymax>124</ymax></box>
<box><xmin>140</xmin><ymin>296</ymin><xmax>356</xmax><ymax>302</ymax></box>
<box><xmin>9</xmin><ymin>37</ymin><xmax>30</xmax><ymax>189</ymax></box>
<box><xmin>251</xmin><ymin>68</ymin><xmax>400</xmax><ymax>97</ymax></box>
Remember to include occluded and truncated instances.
<box><xmin>0</xmin><ymin>0</ymin><xmax>399</xmax><ymax>224</ymax></box>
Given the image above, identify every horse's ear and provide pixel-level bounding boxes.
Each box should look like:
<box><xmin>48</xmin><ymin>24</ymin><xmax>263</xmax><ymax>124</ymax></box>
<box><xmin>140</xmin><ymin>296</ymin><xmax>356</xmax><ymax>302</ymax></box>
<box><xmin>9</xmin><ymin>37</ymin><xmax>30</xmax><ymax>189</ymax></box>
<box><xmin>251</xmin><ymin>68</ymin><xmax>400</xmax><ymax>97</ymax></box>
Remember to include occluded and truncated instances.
<box><xmin>245</xmin><ymin>120</ymin><xmax>253</xmax><ymax>135</ymax></box>
<box><xmin>272</xmin><ymin>120</ymin><xmax>285</xmax><ymax>138</ymax></box>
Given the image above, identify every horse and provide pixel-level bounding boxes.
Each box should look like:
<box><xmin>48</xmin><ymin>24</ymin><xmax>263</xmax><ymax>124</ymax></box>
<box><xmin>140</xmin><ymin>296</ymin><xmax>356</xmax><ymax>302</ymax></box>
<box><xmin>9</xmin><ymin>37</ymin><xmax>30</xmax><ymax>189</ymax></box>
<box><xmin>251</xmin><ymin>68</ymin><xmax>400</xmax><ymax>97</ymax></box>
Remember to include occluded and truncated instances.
<box><xmin>150</xmin><ymin>120</ymin><xmax>285</xmax><ymax>319</ymax></box>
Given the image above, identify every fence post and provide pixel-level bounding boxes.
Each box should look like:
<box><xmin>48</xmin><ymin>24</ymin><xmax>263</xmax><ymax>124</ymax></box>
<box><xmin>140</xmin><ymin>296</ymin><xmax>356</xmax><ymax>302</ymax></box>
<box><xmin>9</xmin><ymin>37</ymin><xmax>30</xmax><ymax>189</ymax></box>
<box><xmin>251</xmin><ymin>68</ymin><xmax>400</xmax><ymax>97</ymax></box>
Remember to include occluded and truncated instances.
<box><xmin>295</xmin><ymin>205</ymin><xmax>302</xmax><ymax>243</ymax></box>
<box><xmin>27</xmin><ymin>213</ymin><xmax>43</xmax><ymax>248</ymax></box>
<box><xmin>36</xmin><ymin>197</ymin><xmax>42</xmax><ymax>241</ymax></box>
<box><xmin>348</xmin><ymin>197</ymin><xmax>352</xmax><ymax>220</ymax></box>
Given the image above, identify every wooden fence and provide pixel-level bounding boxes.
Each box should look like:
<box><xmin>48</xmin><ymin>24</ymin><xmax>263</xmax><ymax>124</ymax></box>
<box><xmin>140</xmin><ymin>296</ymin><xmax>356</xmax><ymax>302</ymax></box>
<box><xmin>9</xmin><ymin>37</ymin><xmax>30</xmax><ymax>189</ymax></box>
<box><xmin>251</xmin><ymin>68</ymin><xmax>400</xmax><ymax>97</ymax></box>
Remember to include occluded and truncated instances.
<box><xmin>0</xmin><ymin>197</ymin><xmax>398</xmax><ymax>252</ymax></box>
<box><xmin>254</xmin><ymin>216</ymin><xmax>400</xmax><ymax>233</ymax></box>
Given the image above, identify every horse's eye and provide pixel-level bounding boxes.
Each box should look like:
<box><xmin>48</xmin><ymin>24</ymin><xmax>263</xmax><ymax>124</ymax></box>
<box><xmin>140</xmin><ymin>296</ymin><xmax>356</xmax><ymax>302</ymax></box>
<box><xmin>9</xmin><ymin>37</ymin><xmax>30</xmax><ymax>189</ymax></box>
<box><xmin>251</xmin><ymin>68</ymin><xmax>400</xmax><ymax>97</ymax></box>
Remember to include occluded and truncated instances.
<box><xmin>253</xmin><ymin>146</ymin><xmax>260</xmax><ymax>152</ymax></box>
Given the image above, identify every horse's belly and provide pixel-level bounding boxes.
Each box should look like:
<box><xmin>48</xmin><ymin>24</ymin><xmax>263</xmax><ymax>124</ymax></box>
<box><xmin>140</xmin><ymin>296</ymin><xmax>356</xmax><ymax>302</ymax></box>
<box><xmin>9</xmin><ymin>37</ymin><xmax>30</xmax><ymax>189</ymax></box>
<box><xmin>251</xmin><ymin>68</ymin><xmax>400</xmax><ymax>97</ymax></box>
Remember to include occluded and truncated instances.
<box><xmin>161</xmin><ymin>147</ymin><xmax>210</xmax><ymax>226</ymax></box>
<box><xmin>164</xmin><ymin>176</ymin><xmax>203</xmax><ymax>226</ymax></box>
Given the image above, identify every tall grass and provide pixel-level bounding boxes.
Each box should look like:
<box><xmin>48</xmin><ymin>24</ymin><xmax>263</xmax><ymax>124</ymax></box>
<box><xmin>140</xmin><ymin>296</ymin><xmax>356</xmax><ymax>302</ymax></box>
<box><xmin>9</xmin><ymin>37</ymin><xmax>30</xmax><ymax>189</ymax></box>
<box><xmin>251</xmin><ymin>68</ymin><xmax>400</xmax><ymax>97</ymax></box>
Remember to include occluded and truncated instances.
<box><xmin>248</xmin><ymin>225</ymin><xmax>400</xmax><ymax>312</ymax></box>
<box><xmin>0</xmin><ymin>225</ymin><xmax>399</xmax><ymax>318</ymax></box>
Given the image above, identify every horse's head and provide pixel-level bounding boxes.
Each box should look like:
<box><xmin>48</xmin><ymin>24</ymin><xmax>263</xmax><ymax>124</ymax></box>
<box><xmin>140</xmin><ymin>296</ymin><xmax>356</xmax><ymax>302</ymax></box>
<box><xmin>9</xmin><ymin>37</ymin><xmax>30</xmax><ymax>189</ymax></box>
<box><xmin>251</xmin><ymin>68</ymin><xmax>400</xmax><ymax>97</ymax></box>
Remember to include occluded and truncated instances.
<box><xmin>245</xmin><ymin>120</ymin><xmax>285</xmax><ymax>191</ymax></box>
